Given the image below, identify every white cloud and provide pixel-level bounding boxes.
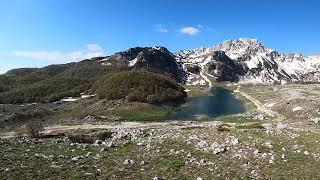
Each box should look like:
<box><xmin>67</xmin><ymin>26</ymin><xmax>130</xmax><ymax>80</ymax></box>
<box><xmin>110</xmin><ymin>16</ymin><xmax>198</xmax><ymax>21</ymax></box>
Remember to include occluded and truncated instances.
<box><xmin>180</xmin><ymin>26</ymin><xmax>200</xmax><ymax>36</ymax></box>
<box><xmin>197</xmin><ymin>24</ymin><xmax>214</xmax><ymax>32</ymax></box>
<box><xmin>10</xmin><ymin>44</ymin><xmax>106</xmax><ymax>63</ymax></box>
<box><xmin>154</xmin><ymin>24</ymin><xmax>169</xmax><ymax>33</ymax></box>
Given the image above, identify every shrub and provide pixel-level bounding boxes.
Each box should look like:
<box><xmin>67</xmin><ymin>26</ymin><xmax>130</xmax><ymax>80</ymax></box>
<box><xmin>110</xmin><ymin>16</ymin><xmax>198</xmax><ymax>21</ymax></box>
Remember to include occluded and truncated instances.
<box><xmin>15</xmin><ymin>122</ymin><xmax>44</xmax><ymax>138</ymax></box>
<box><xmin>67</xmin><ymin>134</ymin><xmax>96</xmax><ymax>144</ymax></box>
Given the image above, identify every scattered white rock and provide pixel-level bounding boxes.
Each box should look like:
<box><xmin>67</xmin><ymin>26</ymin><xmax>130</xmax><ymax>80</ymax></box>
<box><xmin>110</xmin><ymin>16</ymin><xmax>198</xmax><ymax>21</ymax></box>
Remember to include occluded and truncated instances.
<box><xmin>197</xmin><ymin>140</ymin><xmax>208</xmax><ymax>148</ymax></box>
<box><xmin>310</xmin><ymin>118</ymin><xmax>320</xmax><ymax>124</ymax></box>
<box><xmin>255</xmin><ymin>114</ymin><xmax>266</xmax><ymax>120</ymax></box>
<box><xmin>200</xmin><ymin>159</ymin><xmax>206</xmax><ymax>164</ymax></box>
<box><xmin>253</xmin><ymin>149</ymin><xmax>260</xmax><ymax>156</ymax></box>
<box><xmin>71</xmin><ymin>156</ymin><xmax>79</xmax><ymax>161</ymax></box>
<box><xmin>124</xmin><ymin>159</ymin><xmax>134</xmax><ymax>165</ymax></box>
<box><xmin>269</xmin><ymin>155</ymin><xmax>275</xmax><ymax>164</ymax></box>
<box><xmin>292</xmin><ymin>106</ymin><xmax>303</xmax><ymax>112</ymax></box>
<box><xmin>94</xmin><ymin>140</ymin><xmax>103</xmax><ymax>145</ymax></box>
<box><xmin>250</xmin><ymin>170</ymin><xmax>259</xmax><ymax>177</ymax></box>
<box><xmin>265</xmin><ymin>142</ymin><xmax>273</xmax><ymax>149</ymax></box>
<box><xmin>276</xmin><ymin>122</ymin><xmax>287</xmax><ymax>130</ymax></box>
<box><xmin>86</xmin><ymin>152</ymin><xmax>92</xmax><ymax>157</ymax></box>
<box><xmin>262</xmin><ymin>123</ymin><xmax>273</xmax><ymax>130</ymax></box>
<box><xmin>137</xmin><ymin>142</ymin><xmax>144</xmax><ymax>146</ymax></box>
<box><xmin>211</xmin><ymin>142</ymin><xmax>227</xmax><ymax>154</ymax></box>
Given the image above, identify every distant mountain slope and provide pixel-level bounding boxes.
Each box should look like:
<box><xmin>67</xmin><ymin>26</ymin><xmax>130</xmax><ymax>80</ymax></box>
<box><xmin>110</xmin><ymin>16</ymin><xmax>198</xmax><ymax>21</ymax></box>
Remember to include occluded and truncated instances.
<box><xmin>177</xmin><ymin>38</ymin><xmax>320</xmax><ymax>85</ymax></box>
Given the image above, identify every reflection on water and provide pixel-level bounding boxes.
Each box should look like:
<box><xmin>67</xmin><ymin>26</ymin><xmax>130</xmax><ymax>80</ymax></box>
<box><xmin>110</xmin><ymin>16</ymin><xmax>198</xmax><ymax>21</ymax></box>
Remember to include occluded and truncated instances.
<box><xmin>173</xmin><ymin>87</ymin><xmax>245</xmax><ymax>119</ymax></box>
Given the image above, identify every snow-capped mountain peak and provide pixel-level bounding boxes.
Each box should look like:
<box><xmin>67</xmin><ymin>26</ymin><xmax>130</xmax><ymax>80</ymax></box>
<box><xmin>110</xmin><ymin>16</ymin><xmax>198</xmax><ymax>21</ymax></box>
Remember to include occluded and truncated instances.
<box><xmin>176</xmin><ymin>38</ymin><xmax>320</xmax><ymax>85</ymax></box>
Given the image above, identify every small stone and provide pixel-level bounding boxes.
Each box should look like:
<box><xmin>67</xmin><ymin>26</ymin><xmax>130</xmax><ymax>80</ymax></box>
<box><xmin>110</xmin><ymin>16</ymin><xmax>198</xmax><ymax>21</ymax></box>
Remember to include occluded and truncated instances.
<box><xmin>230</xmin><ymin>138</ymin><xmax>239</xmax><ymax>145</ymax></box>
<box><xmin>310</xmin><ymin>118</ymin><xmax>320</xmax><ymax>124</ymax></box>
<box><xmin>100</xmin><ymin>148</ymin><xmax>105</xmax><ymax>152</ymax></box>
<box><xmin>95</xmin><ymin>140</ymin><xmax>103</xmax><ymax>145</ymax></box>
<box><xmin>196</xmin><ymin>177</ymin><xmax>203</xmax><ymax>180</ymax></box>
<box><xmin>304</xmin><ymin>151</ymin><xmax>309</xmax><ymax>155</ymax></box>
<box><xmin>97</xmin><ymin>169</ymin><xmax>101</xmax><ymax>173</ymax></box>
<box><xmin>276</xmin><ymin>122</ymin><xmax>287</xmax><ymax>130</ymax></box>
<box><xmin>211</xmin><ymin>142</ymin><xmax>227</xmax><ymax>154</ymax></box>
<box><xmin>124</xmin><ymin>159</ymin><xmax>134</xmax><ymax>165</ymax></box>
<box><xmin>265</xmin><ymin>142</ymin><xmax>273</xmax><ymax>149</ymax></box>
<box><xmin>137</xmin><ymin>142</ymin><xmax>144</xmax><ymax>146</ymax></box>
<box><xmin>71</xmin><ymin>156</ymin><xmax>79</xmax><ymax>161</ymax></box>
<box><xmin>269</xmin><ymin>155</ymin><xmax>275</xmax><ymax>164</ymax></box>
<box><xmin>197</xmin><ymin>140</ymin><xmax>208</xmax><ymax>148</ymax></box>
<box><xmin>86</xmin><ymin>152</ymin><xmax>92</xmax><ymax>157</ymax></box>
<box><xmin>200</xmin><ymin>159</ymin><xmax>206</xmax><ymax>164</ymax></box>
<box><xmin>251</xmin><ymin>170</ymin><xmax>259</xmax><ymax>177</ymax></box>
<box><xmin>256</xmin><ymin>114</ymin><xmax>266</xmax><ymax>121</ymax></box>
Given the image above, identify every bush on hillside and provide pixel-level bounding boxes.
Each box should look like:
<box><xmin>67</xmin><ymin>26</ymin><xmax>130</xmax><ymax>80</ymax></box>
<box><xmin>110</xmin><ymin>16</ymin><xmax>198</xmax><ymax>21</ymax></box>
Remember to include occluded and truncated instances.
<box><xmin>15</xmin><ymin>121</ymin><xmax>44</xmax><ymax>138</ymax></box>
<box><xmin>90</xmin><ymin>71</ymin><xmax>187</xmax><ymax>105</ymax></box>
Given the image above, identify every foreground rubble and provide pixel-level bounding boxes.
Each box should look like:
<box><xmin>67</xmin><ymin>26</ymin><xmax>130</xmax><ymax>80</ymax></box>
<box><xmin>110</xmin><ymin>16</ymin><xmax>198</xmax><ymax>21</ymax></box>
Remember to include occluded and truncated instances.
<box><xmin>1</xmin><ymin>120</ymin><xmax>320</xmax><ymax>179</ymax></box>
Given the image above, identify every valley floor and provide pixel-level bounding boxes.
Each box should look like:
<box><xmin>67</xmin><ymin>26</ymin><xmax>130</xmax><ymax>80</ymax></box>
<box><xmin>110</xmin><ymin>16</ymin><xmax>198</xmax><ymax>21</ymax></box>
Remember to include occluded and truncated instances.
<box><xmin>1</xmin><ymin>84</ymin><xmax>320</xmax><ymax>179</ymax></box>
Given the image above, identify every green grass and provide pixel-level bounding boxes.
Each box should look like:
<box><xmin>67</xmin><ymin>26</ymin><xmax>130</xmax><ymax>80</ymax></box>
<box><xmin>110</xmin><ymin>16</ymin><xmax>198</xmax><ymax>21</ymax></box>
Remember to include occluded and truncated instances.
<box><xmin>103</xmin><ymin>103</ymin><xmax>175</xmax><ymax>121</ymax></box>
<box><xmin>216</xmin><ymin>115</ymin><xmax>257</xmax><ymax>123</ymax></box>
<box><xmin>156</xmin><ymin>155</ymin><xmax>185</xmax><ymax>172</ymax></box>
<box><xmin>46</xmin><ymin>100</ymin><xmax>175</xmax><ymax>123</ymax></box>
<box><xmin>236</xmin><ymin>122</ymin><xmax>265</xmax><ymax>129</ymax></box>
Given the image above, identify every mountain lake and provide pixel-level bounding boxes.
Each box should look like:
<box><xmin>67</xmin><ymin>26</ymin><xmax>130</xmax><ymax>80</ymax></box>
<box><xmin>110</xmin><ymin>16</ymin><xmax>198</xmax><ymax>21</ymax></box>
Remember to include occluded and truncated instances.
<box><xmin>173</xmin><ymin>87</ymin><xmax>245</xmax><ymax>119</ymax></box>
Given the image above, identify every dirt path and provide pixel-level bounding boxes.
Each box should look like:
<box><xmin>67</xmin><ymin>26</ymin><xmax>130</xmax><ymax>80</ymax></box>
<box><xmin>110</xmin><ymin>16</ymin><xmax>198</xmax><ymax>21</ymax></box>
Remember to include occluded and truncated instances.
<box><xmin>234</xmin><ymin>85</ymin><xmax>285</xmax><ymax>120</ymax></box>
<box><xmin>0</xmin><ymin>121</ymin><xmax>173</xmax><ymax>139</ymax></box>
<box><xmin>199</xmin><ymin>71</ymin><xmax>212</xmax><ymax>87</ymax></box>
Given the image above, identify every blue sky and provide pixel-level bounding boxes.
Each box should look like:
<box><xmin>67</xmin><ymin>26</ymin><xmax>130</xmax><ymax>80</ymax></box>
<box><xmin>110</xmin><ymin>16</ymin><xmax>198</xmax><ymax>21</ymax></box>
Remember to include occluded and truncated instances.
<box><xmin>0</xmin><ymin>0</ymin><xmax>320</xmax><ymax>73</ymax></box>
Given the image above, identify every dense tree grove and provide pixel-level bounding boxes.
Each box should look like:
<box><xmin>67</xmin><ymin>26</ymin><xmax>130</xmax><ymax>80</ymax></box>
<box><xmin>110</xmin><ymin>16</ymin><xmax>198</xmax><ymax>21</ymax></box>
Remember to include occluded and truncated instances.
<box><xmin>90</xmin><ymin>71</ymin><xmax>186</xmax><ymax>105</ymax></box>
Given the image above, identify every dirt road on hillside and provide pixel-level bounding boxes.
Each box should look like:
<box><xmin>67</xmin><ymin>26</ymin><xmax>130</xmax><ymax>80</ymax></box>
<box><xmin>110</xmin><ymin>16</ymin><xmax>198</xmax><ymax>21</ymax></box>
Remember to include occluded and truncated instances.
<box><xmin>234</xmin><ymin>85</ymin><xmax>285</xmax><ymax>120</ymax></box>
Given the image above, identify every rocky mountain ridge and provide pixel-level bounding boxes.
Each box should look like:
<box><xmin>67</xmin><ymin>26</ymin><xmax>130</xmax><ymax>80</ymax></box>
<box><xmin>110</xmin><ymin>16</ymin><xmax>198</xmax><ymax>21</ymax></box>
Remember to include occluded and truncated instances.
<box><xmin>176</xmin><ymin>38</ymin><xmax>320</xmax><ymax>85</ymax></box>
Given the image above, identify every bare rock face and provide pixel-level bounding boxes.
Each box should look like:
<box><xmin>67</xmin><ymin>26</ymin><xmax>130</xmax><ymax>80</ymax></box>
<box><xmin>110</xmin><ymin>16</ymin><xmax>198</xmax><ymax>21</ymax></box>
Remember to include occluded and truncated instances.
<box><xmin>204</xmin><ymin>51</ymin><xmax>246</xmax><ymax>82</ymax></box>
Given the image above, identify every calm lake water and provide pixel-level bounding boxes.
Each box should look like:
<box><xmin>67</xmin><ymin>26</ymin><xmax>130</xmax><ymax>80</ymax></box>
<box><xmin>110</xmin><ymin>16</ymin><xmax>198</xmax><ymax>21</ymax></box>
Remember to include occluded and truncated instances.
<box><xmin>173</xmin><ymin>87</ymin><xmax>245</xmax><ymax>119</ymax></box>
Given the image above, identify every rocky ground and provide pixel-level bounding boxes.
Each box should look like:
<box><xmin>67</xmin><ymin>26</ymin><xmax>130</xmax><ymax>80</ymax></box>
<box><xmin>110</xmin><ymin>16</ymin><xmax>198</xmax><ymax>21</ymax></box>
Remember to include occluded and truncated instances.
<box><xmin>0</xmin><ymin>84</ymin><xmax>320</xmax><ymax>179</ymax></box>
